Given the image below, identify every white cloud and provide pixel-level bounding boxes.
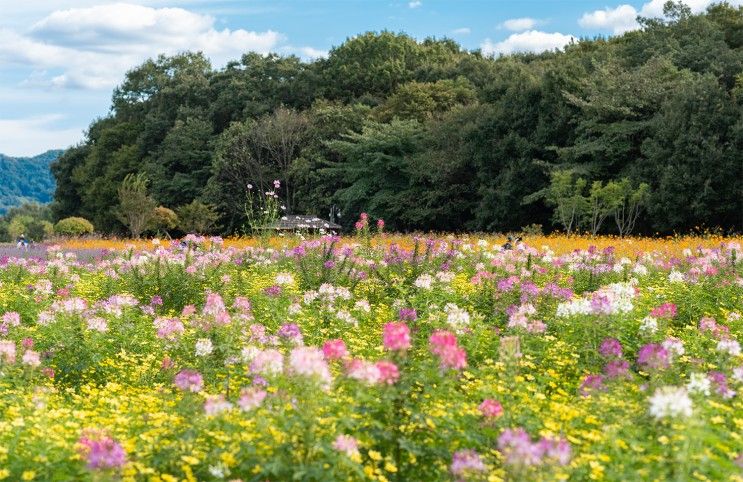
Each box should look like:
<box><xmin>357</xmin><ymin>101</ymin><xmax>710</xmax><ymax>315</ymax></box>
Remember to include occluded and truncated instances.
<box><xmin>0</xmin><ymin>115</ymin><xmax>83</xmax><ymax>157</ymax></box>
<box><xmin>579</xmin><ymin>0</ymin><xmax>743</xmax><ymax>35</ymax></box>
<box><xmin>408</xmin><ymin>1</ymin><xmax>422</xmax><ymax>8</ymax></box>
<box><xmin>579</xmin><ymin>5</ymin><xmax>639</xmax><ymax>34</ymax></box>
<box><xmin>0</xmin><ymin>3</ymin><xmax>285</xmax><ymax>90</ymax></box>
<box><xmin>481</xmin><ymin>31</ymin><xmax>575</xmax><ymax>56</ymax></box>
<box><xmin>501</xmin><ymin>17</ymin><xmax>538</xmax><ymax>32</ymax></box>
<box><xmin>293</xmin><ymin>46</ymin><xmax>328</xmax><ymax>59</ymax></box>
<box><xmin>451</xmin><ymin>27</ymin><xmax>471</xmax><ymax>35</ymax></box>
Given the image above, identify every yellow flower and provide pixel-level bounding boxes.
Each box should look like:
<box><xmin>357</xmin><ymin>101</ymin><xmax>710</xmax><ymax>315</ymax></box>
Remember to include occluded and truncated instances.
<box><xmin>368</xmin><ymin>450</ymin><xmax>383</xmax><ymax>461</ymax></box>
<box><xmin>0</xmin><ymin>469</ymin><xmax>9</xmax><ymax>480</ymax></box>
<box><xmin>21</xmin><ymin>471</ymin><xmax>35</xmax><ymax>481</ymax></box>
<box><xmin>180</xmin><ymin>455</ymin><xmax>199</xmax><ymax>465</ymax></box>
<box><xmin>384</xmin><ymin>462</ymin><xmax>397</xmax><ymax>473</ymax></box>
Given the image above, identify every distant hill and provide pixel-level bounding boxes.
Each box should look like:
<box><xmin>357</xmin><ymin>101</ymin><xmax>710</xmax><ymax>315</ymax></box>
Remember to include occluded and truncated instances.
<box><xmin>0</xmin><ymin>150</ymin><xmax>62</xmax><ymax>214</ymax></box>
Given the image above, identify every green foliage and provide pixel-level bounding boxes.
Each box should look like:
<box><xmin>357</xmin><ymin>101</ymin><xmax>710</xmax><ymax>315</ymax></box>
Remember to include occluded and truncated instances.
<box><xmin>176</xmin><ymin>200</ymin><xmax>219</xmax><ymax>234</ymax></box>
<box><xmin>54</xmin><ymin>217</ymin><xmax>95</xmax><ymax>236</ymax></box>
<box><xmin>327</xmin><ymin>119</ymin><xmax>424</xmax><ymax>231</ymax></box>
<box><xmin>243</xmin><ymin>186</ymin><xmax>283</xmax><ymax>238</ymax></box>
<box><xmin>544</xmin><ymin>170</ymin><xmax>589</xmax><ymax>235</ymax></box>
<box><xmin>116</xmin><ymin>173</ymin><xmax>157</xmax><ymax>239</ymax></box>
<box><xmin>612</xmin><ymin>179</ymin><xmax>650</xmax><ymax>237</ymax></box>
<box><xmin>150</xmin><ymin>206</ymin><xmax>178</xmax><ymax>235</ymax></box>
<box><xmin>587</xmin><ymin>181</ymin><xmax>622</xmax><ymax>236</ymax></box>
<box><xmin>374</xmin><ymin>77</ymin><xmax>477</xmax><ymax>122</ymax></box>
<box><xmin>51</xmin><ymin>6</ymin><xmax>743</xmax><ymax>235</ymax></box>
<box><xmin>7</xmin><ymin>215</ymin><xmax>53</xmax><ymax>241</ymax></box>
<box><xmin>0</xmin><ymin>150</ymin><xmax>61</xmax><ymax>214</ymax></box>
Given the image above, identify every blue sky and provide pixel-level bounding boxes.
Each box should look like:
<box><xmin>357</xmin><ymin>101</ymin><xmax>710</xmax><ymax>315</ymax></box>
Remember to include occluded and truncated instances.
<box><xmin>0</xmin><ymin>0</ymin><xmax>736</xmax><ymax>156</ymax></box>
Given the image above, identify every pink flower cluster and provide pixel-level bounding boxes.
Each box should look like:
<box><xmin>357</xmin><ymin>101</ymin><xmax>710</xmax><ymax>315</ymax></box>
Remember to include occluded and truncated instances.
<box><xmin>650</xmin><ymin>303</ymin><xmax>677</xmax><ymax>319</ymax></box>
<box><xmin>345</xmin><ymin>358</ymin><xmax>400</xmax><ymax>385</ymax></box>
<box><xmin>699</xmin><ymin>316</ymin><xmax>730</xmax><ymax>339</ymax></box>
<box><xmin>322</xmin><ymin>339</ymin><xmax>349</xmax><ymax>360</ymax></box>
<box><xmin>383</xmin><ymin>322</ymin><xmax>411</xmax><ymax>351</ymax></box>
<box><xmin>497</xmin><ymin>428</ymin><xmax>571</xmax><ymax>467</ymax></box>
<box><xmin>154</xmin><ymin>317</ymin><xmax>185</xmax><ymax>341</ymax></box>
<box><xmin>637</xmin><ymin>343</ymin><xmax>670</xmax><ymax>371</ymax></box>
<box><xmin>0</xmin><ymin>339</ymin><xmax>40</xmax><ymax>367</ymax></box>
<box><xmin>708</xmin><ymin>371</ymin><xmax>736</xmax><ymax>399</ymax></box>
<box><xmin>174</xmin><ymin>369</ymin><xmax>204</xmax><ymax>392</ymax></box>
<box><xmin>77</xmin><ymin>432</ymin><xmax>127</xmax><ymax>470</ymax></box>
<box><xmin>201</xmin><ymin>292</ymin><xmax>231</xmax><ymax>327</ymax></box>
<box><xmin>238</xmin><ymin>387</ymin><xmax>267</xmax><ymax>411</ymax></box>
<box><xmin>593</xmin><ymin>337</ymin><xmax>631</xmax><ymax>380</ymax></box>
<box><xmin>333</xmin><ymin>434</ymin><xmax>360</xmax><ymax>457</ymax></box>
<box><xmin>204</xmin><ymin>394</ymin><xmax>233</xmax><ymax>416</ymax></box>
<box><xmin>0</xmin><ymin>312</ymin><xmax>20</xmax><ymax>335</ymax></box>
<box><xmin>579</xmin><ymin>374</ymin><xmax>605</xmax><ymax>396</ymax></box>
<box><xmin>288</xmin><ymin>347</ymin><xmax>332</xmax><ymax>387</ymax></box>
<box><xmin>0</xmin><ymin>340</ymin><xmax>16</xmax><ymax>363</ymax></box>
<box><xmin>599</xmin><ymin>338</ymin><xmax>623</xmax><ymax>358</ymax></box>
<box><xmin>479</xmin><ymin>399</ymin><xmax>504</xmax><ymax>419</ymax></box>
<box><xmin>450</xmin><ymin>449</ymin><xmax>486</xmax><ymax>480</ymax></box>
<box><xmin>506</xmin><ymin>303</ymin><xmax>546</xmax><ymax>333</ymax></box>
<box><xmin>250</xmin><ymin>349</ymin><xmax>284</xmax><ymax>375</ymax></box>
<box><xmin>429</xmin><ymin>330</ymin><xmax>467</xmax><ymax>370</ymax></box>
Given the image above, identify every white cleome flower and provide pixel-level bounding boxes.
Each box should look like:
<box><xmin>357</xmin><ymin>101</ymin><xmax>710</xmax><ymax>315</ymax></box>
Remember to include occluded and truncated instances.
<box><xmin>649</xmin><ymin>386</ymin><xmax>693</xmax><ymax>419</ymax></box>
<box><xmin>444</xmin><ymin>303</ymin><xmax>471</xmax><ymax>332</ymax></box>
<box><xmin>414</xmin><ymin>274</ymin><xmax>434</xmax><ymax>290</ymax></box>
<box><xmin>275</xmin><ymin>272</ymin><xmax>294</xmax><ymax>285</ymax></box>
<box><xmin>195</xmin><ymin>338</ymin><xmax>214</xmax><ymax>357</ymax></box>
<box><xmin>686</xmin><ymin>373</ymin><xmax>711</xmax><ymax>396</ymax></box>
<box><xmin>639</xmin><ymin>316</ymin><xmax>659</xmax><ymax>335</ymax></box>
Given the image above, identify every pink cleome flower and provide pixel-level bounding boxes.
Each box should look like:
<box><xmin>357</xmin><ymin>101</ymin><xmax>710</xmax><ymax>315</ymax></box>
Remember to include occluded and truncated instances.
<box><xmin>479</xmin><ymin>399</ymin><xmax>504</xmax><ymax>418</ymax></box>
<box><xmin>174</xmin><ymin>369</ymin><xmax>204</xmax><ymax>392</ymax></box>
<box><xmin>375</xmin><ymin>360</ymin><xmax>400</xmax><ymax>385</ymax></box>
<box><xmin>429</xmin><ymin>330</ymin><xmax>467</xmax><ymax>370</ymax></box>
<box><xmin>322</xmin><ymin>339</ymin><xmax>349</xmax><ymax>360</ymax></box>
<box><xmin>77</xmin><ymin>431</ymin><xmax>127</xmax><ymax>470</ymax></box>
<box><xmin>383</xmin><ymin>322</ymin><xmax>411</xmax><ymax>351</ymax></box>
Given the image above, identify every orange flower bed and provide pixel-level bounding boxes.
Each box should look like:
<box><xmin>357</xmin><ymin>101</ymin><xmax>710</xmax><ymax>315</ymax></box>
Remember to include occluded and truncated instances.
<box><xmin>56</xmin><ymin>233</ymin><xmax>742</xmax><ymax>258</ymax></box>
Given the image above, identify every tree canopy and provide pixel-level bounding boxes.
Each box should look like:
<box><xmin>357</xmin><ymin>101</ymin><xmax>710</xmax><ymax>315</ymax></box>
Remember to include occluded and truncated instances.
<box><xmin>52</xmin><ymin>3</ymin><xmax>743</xmax><ymax>235</ymax></box>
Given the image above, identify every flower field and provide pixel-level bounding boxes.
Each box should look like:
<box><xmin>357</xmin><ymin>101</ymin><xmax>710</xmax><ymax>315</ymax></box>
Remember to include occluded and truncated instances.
<box><xmin>0</xmin><ymin>235</ymin><xmax>742</xmax><ymax>481</ymax></box>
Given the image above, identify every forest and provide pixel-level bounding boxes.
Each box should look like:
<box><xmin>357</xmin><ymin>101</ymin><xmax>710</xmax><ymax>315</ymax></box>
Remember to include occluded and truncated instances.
<box><xmin>0</xmin><ymin>150</ymin><xmax>60</xmax><ymax>215</ymax></box>
<box><xmin>50</xmin><ymin>2</ymin><xmax>743</xmax><ymax>235</ymax></box>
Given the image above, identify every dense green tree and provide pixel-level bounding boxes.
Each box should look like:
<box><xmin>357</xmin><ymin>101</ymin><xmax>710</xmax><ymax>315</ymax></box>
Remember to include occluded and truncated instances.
<box><xmin>326</xmin><ymin>120</ymin><xmax>424</xmax><ymax>231</ymax></box>
<box><xmin>292</xmin><ymin>101</ymin><xmax>371</xmax><ymax>217</ymax></box>
<box><xmin>50</xmin><ymin>5</ymin><xmax>743</xmax><ymax>236</ymax></box>
<box><xmin>145</xmin><ymin>116</ymin><xmax>213</xmax><ymax>207</ymax></box>
<box><xmin>209</xmin><ymin>53</ymin><xmax>314</xmax><ymax>131</ymax></box>
<box><xmin>116</xmin><ymin>173</ymin><xmax>157</xmax><ymax>239</ymax></box>
<box><xmin>374</xmin><ymin>77</ymin><xmax>477</xmax><ymax>122</ymax></box>
<box><xmin>639</xmin><ymin>73</ymin><xmax>742</xmax><ymax>231</ymax></box>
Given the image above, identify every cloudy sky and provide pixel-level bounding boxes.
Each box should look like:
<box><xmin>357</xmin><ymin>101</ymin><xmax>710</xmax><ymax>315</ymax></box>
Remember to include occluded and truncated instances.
<box><xmin>0</xmin><ymin>0</ymin><xmax>738</xmax><ymax>156</ymax></box>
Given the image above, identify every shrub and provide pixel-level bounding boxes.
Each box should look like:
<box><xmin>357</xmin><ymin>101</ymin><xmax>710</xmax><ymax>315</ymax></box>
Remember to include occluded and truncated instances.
<box><xmin>8</xmin><ymin>215</ymin><xmax>53</xmax><ymax>241</ymax></box>
<box><xmin>176</xmin><ymin>200</ymin><xmax>219</xmax><ymax>234</ymax></box>
<box><xmin>151</xmin><ymin>206</ymin><xmax>178</xmax><ymax>234</ymax></box>
<box><xmin>54</xmin><ymin>217</ymin><xmax>95</xmax><ymax>236</ymax></box>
